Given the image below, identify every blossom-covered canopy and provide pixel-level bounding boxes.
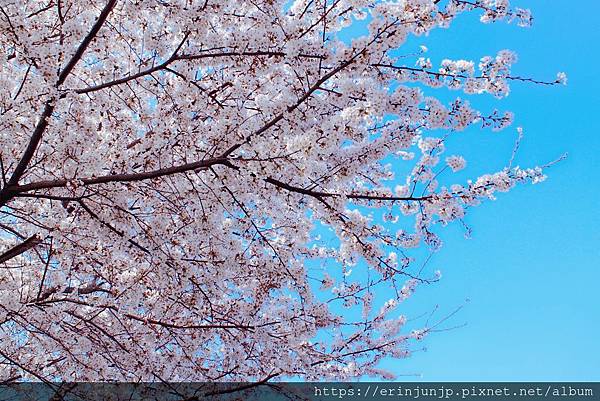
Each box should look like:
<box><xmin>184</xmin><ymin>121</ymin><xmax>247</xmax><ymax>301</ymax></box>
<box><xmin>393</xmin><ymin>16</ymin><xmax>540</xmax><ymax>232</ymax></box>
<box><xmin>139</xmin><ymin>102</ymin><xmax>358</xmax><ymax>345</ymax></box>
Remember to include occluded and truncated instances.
<box><xmin>0</xmin><ymin>0</ymin><xmax>563</xmax><ymax>381</ymax></box>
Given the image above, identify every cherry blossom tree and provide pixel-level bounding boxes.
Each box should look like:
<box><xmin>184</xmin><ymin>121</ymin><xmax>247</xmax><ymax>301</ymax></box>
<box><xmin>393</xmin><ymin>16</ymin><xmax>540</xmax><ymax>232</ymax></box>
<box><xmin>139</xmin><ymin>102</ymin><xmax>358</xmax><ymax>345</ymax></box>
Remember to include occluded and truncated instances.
<box><xmin>0</xmin><ymin>0</ymin><xmax>565</xmax><ymax>382</ymax></box>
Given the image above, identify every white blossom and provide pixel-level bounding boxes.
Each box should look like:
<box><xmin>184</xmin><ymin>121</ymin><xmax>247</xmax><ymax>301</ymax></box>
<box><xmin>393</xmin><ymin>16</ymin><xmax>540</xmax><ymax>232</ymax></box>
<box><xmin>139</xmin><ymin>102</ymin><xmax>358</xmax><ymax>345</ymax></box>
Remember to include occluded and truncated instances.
<box><xmin>446</xmin><ymin>155</ymin><xmax>467</xmax><ymax>172</ymax></box>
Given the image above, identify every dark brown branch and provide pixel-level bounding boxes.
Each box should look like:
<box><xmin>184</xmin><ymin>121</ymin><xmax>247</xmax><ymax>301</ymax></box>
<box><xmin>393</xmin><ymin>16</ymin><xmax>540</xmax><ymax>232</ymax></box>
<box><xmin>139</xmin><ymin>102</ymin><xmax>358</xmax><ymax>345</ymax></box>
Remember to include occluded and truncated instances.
<box><xmin>265</xmin><ymin>177</ymin><xmax>430</xmax><ymax>202</ymax></box>
<box><xmin>36</xmin><ymin>237</ymin><xmax>52</xmax><ymax>300</ymax></box>
<box><xmin>0</xmin><ymin>234</ymin><xmax>42</xmax><ymax>264</ymax></box>
<box><xmin>0</xmin><ymin>0</ymin><xmax>117</xmax><ymax>204</ymax></box>
<box><xmin>5</xmin><ymin>101</ymin><xmax>54</xmax><ymax>187</ymax></box>
<box><xmin>13</xmin><ymin>63</ymin><xmax>31</xmax><ymax>100</ymax></box>
<box><xmin>11</xmin><ymin>157</ymin><xmax>232</xmax><ymax>193</ymax></box>
<box><xmin>8</xmin><ymin>159</ymin><xmax>428</xmax><ymax>206</ymax></box>
<box><xmin>0</xmin><ymin>223</ymin><xmax>26</xmax><ymax>239</ymax></box>
<box><xmin>57</xmin><ymin>0</ymin><xmax>117</xmax><ymax>86</ymax></box>
<box><xmin>123</xmin><ymin>313</ymin><xmax>256</xmax><ymax>331</ymax></box>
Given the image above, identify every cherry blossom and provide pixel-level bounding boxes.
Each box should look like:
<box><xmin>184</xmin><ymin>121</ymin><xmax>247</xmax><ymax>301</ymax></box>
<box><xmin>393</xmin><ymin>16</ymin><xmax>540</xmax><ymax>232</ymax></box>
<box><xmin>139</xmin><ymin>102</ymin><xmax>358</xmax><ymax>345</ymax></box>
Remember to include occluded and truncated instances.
<box><xmin>0</xmin><ymin>0</ymin><xmax>564</xmax><ymax>382</ymax></box>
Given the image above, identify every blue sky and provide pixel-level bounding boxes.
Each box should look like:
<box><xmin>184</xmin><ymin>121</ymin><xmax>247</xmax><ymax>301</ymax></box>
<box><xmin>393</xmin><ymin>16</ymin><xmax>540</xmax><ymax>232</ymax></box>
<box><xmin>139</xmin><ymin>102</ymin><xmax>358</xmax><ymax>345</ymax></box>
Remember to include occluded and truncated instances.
<box><xmin>368</xmin><ymin>0</ymin><xmax>600</xmax><ymax>381</ymax></box>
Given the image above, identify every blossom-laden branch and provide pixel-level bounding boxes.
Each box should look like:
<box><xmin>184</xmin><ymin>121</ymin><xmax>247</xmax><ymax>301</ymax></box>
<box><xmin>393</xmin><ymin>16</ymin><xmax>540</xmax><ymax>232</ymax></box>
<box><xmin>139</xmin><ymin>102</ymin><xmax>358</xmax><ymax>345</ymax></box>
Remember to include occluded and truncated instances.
<box><xmin>0</xmin><ymin>0</ymin><xmax>118</xmax><ymax>203</ymax></box>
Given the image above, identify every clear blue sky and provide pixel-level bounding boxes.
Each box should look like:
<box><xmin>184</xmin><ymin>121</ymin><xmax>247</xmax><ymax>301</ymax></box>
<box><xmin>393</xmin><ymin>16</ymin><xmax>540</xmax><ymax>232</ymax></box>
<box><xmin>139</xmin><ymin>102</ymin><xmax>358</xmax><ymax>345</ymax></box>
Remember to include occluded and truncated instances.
<box><xmin>368</xmin><ymin>0</ymin><xmax>600</xmax><ymax>381</ymax></box>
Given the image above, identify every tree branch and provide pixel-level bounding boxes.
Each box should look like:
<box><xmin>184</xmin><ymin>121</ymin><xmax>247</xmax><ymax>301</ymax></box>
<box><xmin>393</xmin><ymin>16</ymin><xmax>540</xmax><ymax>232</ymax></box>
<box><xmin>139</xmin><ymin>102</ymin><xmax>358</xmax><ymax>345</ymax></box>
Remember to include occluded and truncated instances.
<box><xmin>265</xmin><ymin>177</ymin><xmax>430</xmax><ymax>202</ymax></box>
<box><xmin>0</xmin><ymin>234</ymin><xmax>42</xmax><ymax>264</ymax></box>
<box><xmin>57</xmin><ymin>0</ymin><xmax>118</xmax><ymax>86</ymax></box>
<box><xmin>10</xmin><ymin>156</ymin><xmax>232</xmax><ymax>194</ymax></box>
<box><xmin>5</xmin><ymin>101</ymin><xmax>54</xmax><ymax>187</ymax></box>
<box><xmin>0</xmin><ymin>0</ymin><xmax>117</xmax><ymax>205</ymax></box>
<box><xmin>122</xmin><ymin>313</ymin><xmax>256</xmax><ymax>332</ymax></box>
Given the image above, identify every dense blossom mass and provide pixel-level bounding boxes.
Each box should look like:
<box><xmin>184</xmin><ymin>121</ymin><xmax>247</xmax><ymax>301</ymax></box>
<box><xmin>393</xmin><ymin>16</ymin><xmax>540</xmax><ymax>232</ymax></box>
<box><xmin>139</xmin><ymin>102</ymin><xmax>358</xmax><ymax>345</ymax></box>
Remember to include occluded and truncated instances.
<box><xmin>0</xmin><ymin>0</ymin><xmax>564</xmax><ymax>381</ymax></box>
